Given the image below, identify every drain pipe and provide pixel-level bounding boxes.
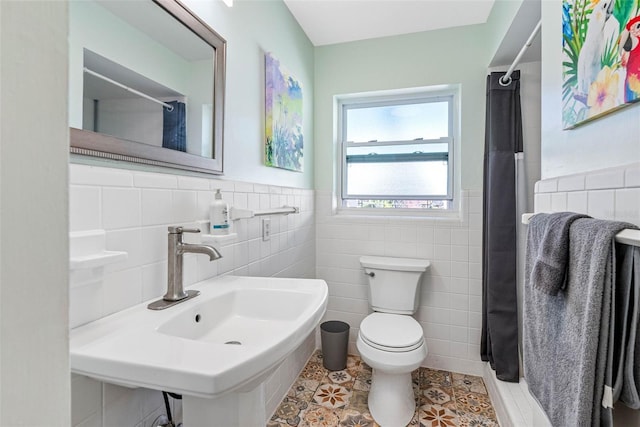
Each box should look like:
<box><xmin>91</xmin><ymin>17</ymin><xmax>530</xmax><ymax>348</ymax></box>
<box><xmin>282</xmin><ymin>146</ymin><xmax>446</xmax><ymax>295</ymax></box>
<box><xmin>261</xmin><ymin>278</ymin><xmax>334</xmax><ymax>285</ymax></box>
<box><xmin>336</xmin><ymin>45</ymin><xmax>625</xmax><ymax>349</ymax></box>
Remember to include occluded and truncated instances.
<box><xmin>154</xmin><ymin>391</ymin><xmax>183</xmax><ymax>427</ymax></box>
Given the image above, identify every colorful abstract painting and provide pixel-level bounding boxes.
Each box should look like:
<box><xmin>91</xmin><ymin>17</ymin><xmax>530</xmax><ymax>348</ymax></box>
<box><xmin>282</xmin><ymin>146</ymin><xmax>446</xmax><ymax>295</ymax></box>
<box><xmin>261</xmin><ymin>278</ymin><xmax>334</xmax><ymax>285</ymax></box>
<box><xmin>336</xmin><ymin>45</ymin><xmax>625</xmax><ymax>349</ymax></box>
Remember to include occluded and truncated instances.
<box><xmin>562</xmin><ymin>0</ymin><xmax>640</xmax><ymax>128</ymax></box>
<box><xmin>265</xmin><ymin>53</ymin><xmax>303</xmax><ymax>172</ymax></box>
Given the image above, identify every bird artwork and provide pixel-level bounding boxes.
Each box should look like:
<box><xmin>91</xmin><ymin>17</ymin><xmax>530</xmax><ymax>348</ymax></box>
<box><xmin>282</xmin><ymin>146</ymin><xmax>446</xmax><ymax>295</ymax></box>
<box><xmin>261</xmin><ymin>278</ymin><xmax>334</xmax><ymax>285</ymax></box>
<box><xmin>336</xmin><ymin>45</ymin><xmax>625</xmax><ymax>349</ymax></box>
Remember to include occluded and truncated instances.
<box><xmin>620</xmin><ymin>16</ymin><xmax>640</xmax><ymax>103</ymax></box>
<box><xmin>575</xmin><ymin>0</ymin><xmax>616</xmax><ymax>104</ymax></box>
<box><xmin>562</xmin><ymin>0</ymin><xmax>640</xmax><ymax>128</ymax></box>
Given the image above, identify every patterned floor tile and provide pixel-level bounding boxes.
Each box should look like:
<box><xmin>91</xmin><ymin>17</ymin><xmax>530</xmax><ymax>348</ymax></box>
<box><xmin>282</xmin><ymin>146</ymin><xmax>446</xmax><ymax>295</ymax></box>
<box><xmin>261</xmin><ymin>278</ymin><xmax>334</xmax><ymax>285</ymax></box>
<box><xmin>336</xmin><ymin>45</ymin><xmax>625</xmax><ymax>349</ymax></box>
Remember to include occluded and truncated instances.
<box><xmin>313</xmin><ymin>383</ymin><xmax>352</xmax><ymax>408</ymax></box>
<box><xmin>327</xmin><ymin>369</ymin><xmax>354</xmax><ymax>386</ymax></box>
<box><xmin>454</xmin><ymin>391</ymin><xmax>496</xmax><ymax>419</ymax></box>
<box><xmin>346</xmin><ymin>354</ymin><xmax>364</xmax><ymax>372</ymax></box>
<box><xmin>347</xmin><ymin>389</ymin><xmax>370</xmax><ymax>413</ymax></box>
<box><xmin>353</xmin><ymin>371</ymin><xmax>371</xmax><ymax>391</ymax></box>
<box><xmin>407</xmin><ymin>410</ymin><xmax>421</xmax><ymax>426</ymax></box>
<box><xmin>270</xmin><ymin>396</ymin><xmax>309</xmax><ymax>426</ymax></box>
<box><xmin>309</xmin><ymin>350</ymin><xmax>324</xmax><ymax>364</ymax></box>
<box><xmin>421</xmin><ymin>367</ymin><xmax>453</xmax><ymax>387</ymax></box>
<box><xmin>287</xmin><ymin>378</ymin><xmax>321</xmax><ymax>402</ymax></box>
<box><xmin>271</xmin><ymin>353</ymin><xmax>498</xmax><ymax>427</ymax></box>
<box><xmin>422</xmin><ymin>386</ymin><xmax>454</xmax><ymax>407</ymax></box>
<box><xmin>299</xmin><ymin>403</ymin><xmax>343</xmax><ymax>427</ymax></box>
<box><xmin>413</xmin><ymin>380</ymin><xmax>422</xmax><ymax>401</ymax></box>
<box><xmin>457</xmin><ymin>411</ymin><xmax>499</xmax><ymax>427</ymax></box>
<box><xmin>299</xmin><ymin>361</ymin><xmax>328</xmax><ymax>382</ymax></box>
<box><xmin>451</xmin><ymin>373</ymin><xmax>488</xmax><ymax>395</ymax></box>
<box><xmin>419</xmin><ymin>403</ymin><xmax>459</xmax><ymax>427</ymax></box>
<box><xmin>339</xmin><ymin>409</ymin><xmax>379</xmax><ymax>427</ymax></box>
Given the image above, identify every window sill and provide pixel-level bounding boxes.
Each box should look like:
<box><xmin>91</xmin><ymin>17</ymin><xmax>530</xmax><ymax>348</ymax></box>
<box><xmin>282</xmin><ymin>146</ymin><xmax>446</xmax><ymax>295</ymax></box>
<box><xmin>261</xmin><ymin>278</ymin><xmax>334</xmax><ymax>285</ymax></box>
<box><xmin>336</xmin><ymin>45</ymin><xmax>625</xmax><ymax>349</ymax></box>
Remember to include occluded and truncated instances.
<box><xmin>334</xmin><ymin>206</ymin><xmax>466</xmax><ymax>224</ymax></box>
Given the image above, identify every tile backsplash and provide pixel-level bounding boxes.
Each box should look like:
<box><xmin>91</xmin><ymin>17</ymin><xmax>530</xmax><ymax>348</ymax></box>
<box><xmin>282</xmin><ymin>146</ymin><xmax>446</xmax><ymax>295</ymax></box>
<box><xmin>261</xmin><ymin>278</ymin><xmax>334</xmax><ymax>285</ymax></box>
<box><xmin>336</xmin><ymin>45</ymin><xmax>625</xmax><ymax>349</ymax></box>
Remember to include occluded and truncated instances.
<box><xmin>69</xmin><ymin>163</ymin><xmax>315</xmax><ymax>427</ymax></box>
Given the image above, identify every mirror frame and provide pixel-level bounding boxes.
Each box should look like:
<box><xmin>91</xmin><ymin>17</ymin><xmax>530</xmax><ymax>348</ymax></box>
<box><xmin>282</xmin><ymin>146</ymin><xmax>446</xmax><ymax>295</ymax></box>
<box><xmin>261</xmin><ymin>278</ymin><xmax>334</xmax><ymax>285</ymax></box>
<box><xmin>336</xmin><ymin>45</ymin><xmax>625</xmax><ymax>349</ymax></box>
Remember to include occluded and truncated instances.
<box><xmin>70</xmin><ymin>0</ymin><xmax>226</xmax><ymax>175</ymax></box>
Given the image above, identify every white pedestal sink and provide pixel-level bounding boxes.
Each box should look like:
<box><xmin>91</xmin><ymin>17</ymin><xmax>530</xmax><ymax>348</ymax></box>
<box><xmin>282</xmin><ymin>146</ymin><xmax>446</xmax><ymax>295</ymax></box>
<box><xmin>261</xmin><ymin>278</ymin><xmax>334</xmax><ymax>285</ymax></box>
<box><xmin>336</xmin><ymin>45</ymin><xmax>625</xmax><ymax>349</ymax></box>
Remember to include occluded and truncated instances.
<box><xmin>70</xmin><ymin>276</ymin><xmax>328</xmax><ymax>426</ymax></box>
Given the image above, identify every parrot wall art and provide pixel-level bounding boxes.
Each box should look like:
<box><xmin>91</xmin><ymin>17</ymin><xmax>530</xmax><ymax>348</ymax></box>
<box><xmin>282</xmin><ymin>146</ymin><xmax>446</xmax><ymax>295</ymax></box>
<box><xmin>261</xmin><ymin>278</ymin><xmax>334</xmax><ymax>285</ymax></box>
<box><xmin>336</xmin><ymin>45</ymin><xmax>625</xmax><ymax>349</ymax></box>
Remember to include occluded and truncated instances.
<box><xmin>562</xmin><ymin>0</ymin><xmax>640</xmax><ymax>128</ymax></box>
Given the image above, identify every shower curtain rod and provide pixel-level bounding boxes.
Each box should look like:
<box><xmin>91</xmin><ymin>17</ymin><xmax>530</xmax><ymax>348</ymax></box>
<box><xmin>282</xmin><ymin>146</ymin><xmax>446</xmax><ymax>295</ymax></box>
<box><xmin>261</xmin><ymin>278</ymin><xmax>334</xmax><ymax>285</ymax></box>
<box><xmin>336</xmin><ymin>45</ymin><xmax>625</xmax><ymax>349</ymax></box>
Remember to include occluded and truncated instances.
<box><xmin>83</xmin><ymin>67</ymin><xmax>174</xmax><ymax>112</ymax></box>
<box><xmin>499</xmin><ymin>20</ymin><xmax>542</xmax><ymax>86</ymax></box>
<box><xmin>522</xmin><ymin>213</ymin><xmax>640</xmax><ymax>247</ymax></box>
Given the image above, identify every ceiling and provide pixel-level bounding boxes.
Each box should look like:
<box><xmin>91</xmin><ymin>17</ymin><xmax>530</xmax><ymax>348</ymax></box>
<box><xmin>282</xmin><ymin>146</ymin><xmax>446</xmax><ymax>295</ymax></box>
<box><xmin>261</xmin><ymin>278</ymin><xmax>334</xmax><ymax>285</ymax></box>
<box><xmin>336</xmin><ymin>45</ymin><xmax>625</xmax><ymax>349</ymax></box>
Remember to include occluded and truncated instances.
<box><xmin>283</xmin><ymin>0</ymin><xmax>496</xmax><ymax>46</ymax></box>
<box><xmin>282</xmin><ymin>0</ymin><xmax>541</xmax><ymax>66</ymax></box>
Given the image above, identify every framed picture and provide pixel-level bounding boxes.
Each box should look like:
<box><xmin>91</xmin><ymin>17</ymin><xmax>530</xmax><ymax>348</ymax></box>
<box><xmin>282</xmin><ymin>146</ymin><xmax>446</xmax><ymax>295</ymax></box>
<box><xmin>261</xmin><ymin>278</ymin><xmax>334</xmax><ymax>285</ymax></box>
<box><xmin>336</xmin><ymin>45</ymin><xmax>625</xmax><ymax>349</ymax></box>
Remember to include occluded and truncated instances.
<box><xmin>562</xmin><ymin>0</ymin><xmax>640</xmax><ymax>128</ymax></box>
<box><xmin>265</xmin><ymin>53</ymin><xmax>303</xmax><ymax>172</ymax></box>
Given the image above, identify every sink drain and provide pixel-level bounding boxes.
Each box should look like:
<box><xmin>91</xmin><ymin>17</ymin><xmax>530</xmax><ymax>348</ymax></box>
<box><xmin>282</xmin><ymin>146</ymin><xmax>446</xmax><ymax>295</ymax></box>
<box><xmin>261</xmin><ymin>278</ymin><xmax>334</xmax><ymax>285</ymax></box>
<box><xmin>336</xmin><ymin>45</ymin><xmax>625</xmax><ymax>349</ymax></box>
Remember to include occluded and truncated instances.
<box><xmin>224</xmin><ymin>340</ymin><xmax>242</xmax><ymax>345</ymax></box>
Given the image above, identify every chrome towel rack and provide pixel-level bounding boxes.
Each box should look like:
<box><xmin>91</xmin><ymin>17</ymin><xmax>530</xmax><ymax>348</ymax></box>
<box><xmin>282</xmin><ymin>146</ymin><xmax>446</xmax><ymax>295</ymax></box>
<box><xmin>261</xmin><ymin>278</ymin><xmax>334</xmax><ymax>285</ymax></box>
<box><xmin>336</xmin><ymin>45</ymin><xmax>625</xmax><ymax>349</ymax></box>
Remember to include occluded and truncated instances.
<box><xmin>253</xmin><ymin>206</ymin><xmax>299</xmax><ymax>217</ymax></box>
<box><xmin>230</xmin><ymin>206</ymin><xmax>299</xmax><ymax>220</ymax></box>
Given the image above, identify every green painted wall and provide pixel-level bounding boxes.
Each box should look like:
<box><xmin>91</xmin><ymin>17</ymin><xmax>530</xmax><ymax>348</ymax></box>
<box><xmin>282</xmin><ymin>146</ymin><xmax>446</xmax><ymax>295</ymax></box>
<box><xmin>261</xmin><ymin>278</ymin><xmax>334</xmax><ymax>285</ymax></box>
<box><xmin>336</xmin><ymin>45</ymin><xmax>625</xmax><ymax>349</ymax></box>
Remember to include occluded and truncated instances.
<box><xmin>313</xmin><ymin>0</ymin><xmax>522</xmax><ymax>192</ymax></box>
<box><xmin>183</xmin><ymin>0</ymin><xmax>315</xmax><ymax>188</ymax></box>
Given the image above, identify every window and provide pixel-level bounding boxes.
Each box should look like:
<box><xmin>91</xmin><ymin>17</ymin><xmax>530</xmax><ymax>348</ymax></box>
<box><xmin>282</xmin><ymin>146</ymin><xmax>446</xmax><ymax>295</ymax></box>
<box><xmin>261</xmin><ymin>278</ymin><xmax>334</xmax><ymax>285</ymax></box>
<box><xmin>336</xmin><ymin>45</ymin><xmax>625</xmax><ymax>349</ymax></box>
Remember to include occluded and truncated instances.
<box><xmin>339</xmin><ymin>89</ymin><xmax>456</xmax><ymax>210</ymax></box>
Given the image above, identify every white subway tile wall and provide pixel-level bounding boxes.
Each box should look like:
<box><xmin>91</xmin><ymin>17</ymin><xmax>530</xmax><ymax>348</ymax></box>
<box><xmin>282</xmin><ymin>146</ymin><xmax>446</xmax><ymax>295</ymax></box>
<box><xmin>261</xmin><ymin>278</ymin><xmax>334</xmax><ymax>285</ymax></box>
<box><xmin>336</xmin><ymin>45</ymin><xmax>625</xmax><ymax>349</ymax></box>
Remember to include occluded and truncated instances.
<box><xmin>315</xmin><ymin>189</ymin><xmax>486</xmax><ymax>377</ymax></box>
<box><xmin>69</xmin><ymin>164</ymin><xmax>315</xmax><ymax>427</ymax></box>
<box><xmin>534</xmin><ymin>163</ymin><xmax>640</xmax><ymax>228</ymax></box>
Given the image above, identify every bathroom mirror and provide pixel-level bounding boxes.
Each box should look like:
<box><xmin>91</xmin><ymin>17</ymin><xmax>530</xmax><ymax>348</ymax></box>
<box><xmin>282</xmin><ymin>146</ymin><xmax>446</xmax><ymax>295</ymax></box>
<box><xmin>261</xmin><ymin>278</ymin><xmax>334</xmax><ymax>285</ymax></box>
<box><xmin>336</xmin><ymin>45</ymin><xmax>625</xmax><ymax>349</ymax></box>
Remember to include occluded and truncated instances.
<box><xmin>69</xmin><ymin>0</ymin><xmax>226</xmax><ymax>174</ymax></box>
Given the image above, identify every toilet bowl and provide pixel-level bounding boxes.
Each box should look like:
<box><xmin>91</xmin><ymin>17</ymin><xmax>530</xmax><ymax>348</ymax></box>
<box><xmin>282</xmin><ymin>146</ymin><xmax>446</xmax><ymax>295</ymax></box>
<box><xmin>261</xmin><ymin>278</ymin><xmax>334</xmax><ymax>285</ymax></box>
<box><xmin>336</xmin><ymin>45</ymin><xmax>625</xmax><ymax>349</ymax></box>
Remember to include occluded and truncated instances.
<box><xmin>357</xmin><ymin>256</ymin><xmax>430</xmax><ymax>427</ymax></box>
<box><xmin>356</xmin><ymin>312</ymin><xmax>427</xmax><ymax>427</ymax></box>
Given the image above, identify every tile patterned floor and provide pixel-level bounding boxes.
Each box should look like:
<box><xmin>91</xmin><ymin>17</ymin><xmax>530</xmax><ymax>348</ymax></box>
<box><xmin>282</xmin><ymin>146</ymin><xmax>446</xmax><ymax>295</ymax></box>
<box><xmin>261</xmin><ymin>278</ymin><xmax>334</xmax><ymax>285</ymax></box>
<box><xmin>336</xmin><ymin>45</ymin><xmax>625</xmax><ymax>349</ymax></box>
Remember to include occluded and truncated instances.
<box><xmin>268</xmin><ymin>351</ymin><xmax>499</xmax><ymax>427</ymax></box>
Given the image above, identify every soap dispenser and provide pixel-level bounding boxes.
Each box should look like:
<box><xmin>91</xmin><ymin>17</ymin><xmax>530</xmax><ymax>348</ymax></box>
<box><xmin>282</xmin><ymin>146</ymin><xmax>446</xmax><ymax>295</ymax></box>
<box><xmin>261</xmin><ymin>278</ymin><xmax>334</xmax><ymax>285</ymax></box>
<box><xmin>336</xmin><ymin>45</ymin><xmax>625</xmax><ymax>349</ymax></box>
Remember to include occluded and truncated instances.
<box><xmin>209</xmin><ymin>189</ymin><xmax>230</xmax><ymax>235</ymax></box>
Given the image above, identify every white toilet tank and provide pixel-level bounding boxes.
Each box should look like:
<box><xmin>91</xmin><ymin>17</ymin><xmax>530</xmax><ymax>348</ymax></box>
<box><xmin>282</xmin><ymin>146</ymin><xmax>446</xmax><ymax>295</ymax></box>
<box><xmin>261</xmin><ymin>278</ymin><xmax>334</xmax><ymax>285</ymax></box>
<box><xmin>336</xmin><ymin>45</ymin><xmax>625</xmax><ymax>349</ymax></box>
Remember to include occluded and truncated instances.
<box><xmin>360</xmin><ymin>256</ymin><xmax>430</xmax><ymax>315</ymax></box>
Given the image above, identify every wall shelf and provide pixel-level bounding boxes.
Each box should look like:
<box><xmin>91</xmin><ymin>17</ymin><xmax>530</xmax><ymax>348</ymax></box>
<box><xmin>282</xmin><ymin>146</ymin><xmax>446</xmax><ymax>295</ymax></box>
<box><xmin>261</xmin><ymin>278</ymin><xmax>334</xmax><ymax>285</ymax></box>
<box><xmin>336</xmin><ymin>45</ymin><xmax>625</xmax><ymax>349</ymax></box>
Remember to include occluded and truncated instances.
<box><xmin>70</xmin><ymin>251</ymin><xmax>128</xmax><ymax>270</ymax></box>
<box><xmin>201</xmin><ymin>233</ymin><xmax>238</xmax><ymax>245</ymax></box>
<box><xmin>194</xmin><ymin>220</ymin><xmax>237</xmax><ymax>245</ymax></box>
<box><xmin>69</xmin><ymin>230</ymin><xmax>128</xmax><ymax>270</ymax></box>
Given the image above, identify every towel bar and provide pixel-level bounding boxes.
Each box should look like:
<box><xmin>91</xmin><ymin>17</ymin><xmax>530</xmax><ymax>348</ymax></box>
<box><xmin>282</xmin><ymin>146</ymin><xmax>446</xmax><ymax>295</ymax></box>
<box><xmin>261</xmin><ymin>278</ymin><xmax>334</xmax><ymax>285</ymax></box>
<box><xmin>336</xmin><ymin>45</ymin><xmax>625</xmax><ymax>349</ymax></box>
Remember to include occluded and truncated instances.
<box><xmin>229</xmin><ymin>206</ymin><xmax>299</xmax><ymax>220</ymax></box>
<box><xmin>522</xmin><ymin>213</ymin><xmax>640</xmax><ymax>248</ymax></box>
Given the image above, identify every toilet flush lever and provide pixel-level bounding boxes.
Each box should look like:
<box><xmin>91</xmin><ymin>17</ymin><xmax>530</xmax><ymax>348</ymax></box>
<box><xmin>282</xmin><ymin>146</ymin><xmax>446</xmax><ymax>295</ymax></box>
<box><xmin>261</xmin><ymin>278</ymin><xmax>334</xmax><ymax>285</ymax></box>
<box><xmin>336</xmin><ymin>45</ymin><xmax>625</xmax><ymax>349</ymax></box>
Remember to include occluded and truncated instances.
<box><xmin>365</xmin><ymin>271</ymin><xmax>375</xmax><ymax>277</ymax></box>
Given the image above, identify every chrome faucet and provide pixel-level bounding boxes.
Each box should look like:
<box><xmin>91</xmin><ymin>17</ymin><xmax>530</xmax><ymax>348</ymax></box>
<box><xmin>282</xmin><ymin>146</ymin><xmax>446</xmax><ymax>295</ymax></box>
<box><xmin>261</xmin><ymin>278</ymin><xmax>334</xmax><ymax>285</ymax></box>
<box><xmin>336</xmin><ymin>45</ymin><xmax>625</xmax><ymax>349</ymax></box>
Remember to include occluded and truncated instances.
<box><xmin>147</xmin><ymin>226</ymin><xmax>222</xmax><ymax>310</ymax></box>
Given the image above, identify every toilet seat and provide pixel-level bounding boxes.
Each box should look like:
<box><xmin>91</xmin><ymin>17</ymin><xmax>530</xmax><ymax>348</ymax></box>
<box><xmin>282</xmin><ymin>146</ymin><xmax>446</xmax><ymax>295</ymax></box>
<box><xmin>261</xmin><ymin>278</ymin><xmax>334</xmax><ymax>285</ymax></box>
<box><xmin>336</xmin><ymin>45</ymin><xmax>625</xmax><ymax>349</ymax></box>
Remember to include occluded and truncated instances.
<box><xmin>359</xmin><ymin>313</ymin><xmax>424</xmax><ymax>353</ymax></box>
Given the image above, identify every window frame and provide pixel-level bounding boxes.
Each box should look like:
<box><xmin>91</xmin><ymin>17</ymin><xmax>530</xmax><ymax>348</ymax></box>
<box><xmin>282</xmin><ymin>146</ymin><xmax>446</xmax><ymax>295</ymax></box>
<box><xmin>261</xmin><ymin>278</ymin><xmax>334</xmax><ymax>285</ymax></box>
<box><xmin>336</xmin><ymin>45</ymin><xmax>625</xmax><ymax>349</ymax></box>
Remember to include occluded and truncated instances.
<box><xmin>339</xmin><ymin>90</ymin><xmax>456</xmax><ymax>208</ymax></box>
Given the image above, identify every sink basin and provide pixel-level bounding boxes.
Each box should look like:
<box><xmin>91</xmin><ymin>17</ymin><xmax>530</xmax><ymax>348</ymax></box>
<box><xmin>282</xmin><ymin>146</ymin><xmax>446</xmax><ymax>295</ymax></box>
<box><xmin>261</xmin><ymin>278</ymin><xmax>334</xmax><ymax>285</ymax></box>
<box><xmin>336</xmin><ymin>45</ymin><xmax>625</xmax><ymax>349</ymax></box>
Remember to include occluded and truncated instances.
<box><xmin>70</xmin><ymin>276</ymin><xmax>328</xmax><ymax>399</ymax></box>
<box><xmin>157</xmin><ymin>287</ymin><xmax>315</xmax><ymax>346</ymax></box>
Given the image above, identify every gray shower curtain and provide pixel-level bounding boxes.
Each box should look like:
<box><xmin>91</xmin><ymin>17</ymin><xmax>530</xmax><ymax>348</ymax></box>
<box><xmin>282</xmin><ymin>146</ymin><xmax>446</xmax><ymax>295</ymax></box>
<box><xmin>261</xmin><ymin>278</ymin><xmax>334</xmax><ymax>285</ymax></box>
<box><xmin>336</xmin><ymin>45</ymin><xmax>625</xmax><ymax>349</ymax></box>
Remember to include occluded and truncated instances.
<box><xmin>162</xmin><ymin>100</ymin><xmax>186</xmax><ymax>152</ymax></box>
<box><xmin>481</xmin><ymin>71</ymin><xmax>522</xmax><ymax>382</ymax></box>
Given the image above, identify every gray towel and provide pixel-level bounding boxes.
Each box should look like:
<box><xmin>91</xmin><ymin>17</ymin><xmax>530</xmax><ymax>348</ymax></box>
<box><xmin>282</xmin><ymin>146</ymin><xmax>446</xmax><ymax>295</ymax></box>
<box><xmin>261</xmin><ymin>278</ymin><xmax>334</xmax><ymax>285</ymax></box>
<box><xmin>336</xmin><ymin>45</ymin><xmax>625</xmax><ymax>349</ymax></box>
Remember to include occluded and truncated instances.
<box><xmin>601</xmin><ymin>239</ymin><xmax>640</xmax><ymax>426</ymax></box>
<box><xmin>524</xmin><ymin>218</ymin><xmax>635</xmax><ymax>427</ymax></box>
<box><xmin>528</xmin><ymin>212</ymin><xmax>590</xmax><ymax>295</ymax></box>
<box><xmin>619</xmin><ymin>246</ymin><xmax>640</xmax><ymax>410</ymax></box>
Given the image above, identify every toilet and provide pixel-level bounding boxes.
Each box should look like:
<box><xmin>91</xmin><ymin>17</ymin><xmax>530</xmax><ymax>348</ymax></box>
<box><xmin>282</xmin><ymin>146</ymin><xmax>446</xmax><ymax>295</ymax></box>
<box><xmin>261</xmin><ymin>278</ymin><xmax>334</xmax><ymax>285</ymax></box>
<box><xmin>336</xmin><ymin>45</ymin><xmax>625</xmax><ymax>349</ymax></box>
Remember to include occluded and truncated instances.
<box><xmin>356</xmin><ymin>255</ymin><xmax>430</xmax><ymax>427</ymax></box>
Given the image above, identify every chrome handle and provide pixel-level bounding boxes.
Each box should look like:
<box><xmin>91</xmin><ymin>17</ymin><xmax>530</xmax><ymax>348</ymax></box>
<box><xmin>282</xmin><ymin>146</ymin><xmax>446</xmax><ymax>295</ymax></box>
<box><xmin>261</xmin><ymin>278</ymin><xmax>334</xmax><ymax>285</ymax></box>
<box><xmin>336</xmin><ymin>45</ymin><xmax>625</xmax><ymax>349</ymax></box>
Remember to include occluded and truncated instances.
<box><xmin>365</xmin><ymin>271</ymin><xmax>375</xmax><ymax>278</ymax></box>
<box><xmin>181</xmin><ymin>228</ymin><xmax>201</xmax><ymax>233</ymax></box>
<box><xmin>168</xmin><ymin>226</ymin><xmax>201</xmax><ymax>234</ymax></box>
